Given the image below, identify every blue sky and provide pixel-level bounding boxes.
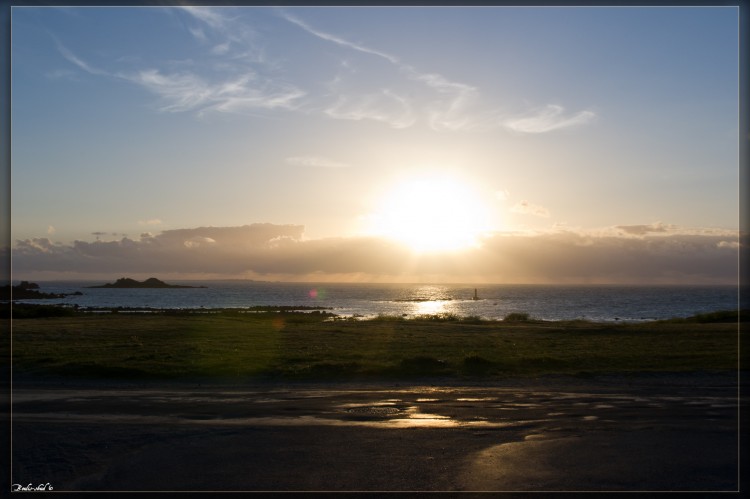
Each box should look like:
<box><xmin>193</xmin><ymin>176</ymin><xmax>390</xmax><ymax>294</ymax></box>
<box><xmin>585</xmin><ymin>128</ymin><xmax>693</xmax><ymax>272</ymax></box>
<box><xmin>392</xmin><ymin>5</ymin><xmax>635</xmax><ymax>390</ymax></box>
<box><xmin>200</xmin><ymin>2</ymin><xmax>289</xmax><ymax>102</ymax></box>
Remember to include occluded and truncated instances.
<box><xmin>10</xmin><ymin>6</ymin><xmax>741</xmax><ymax>283</ymax></box>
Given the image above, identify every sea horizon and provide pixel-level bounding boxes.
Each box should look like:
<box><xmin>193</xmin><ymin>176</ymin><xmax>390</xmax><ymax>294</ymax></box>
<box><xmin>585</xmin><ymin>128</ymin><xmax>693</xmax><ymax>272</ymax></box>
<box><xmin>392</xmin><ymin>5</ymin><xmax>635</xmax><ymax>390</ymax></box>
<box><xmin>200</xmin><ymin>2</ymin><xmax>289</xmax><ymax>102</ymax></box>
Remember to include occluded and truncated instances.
<box><xmin>10</xmin><ymin>280</ymin><xmax>740</xmax><ymax>324</ymax></box>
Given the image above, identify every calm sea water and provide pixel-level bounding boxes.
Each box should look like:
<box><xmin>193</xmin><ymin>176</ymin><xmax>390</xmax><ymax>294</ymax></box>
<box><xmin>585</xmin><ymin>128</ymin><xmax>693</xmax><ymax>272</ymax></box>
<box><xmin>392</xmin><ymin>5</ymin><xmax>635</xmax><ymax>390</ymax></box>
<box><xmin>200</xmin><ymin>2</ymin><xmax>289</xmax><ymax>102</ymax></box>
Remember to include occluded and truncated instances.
<box><xmin>12</xmin><ymin>281</ymin><xmax>740</xmax><ymax>323</ymax></box>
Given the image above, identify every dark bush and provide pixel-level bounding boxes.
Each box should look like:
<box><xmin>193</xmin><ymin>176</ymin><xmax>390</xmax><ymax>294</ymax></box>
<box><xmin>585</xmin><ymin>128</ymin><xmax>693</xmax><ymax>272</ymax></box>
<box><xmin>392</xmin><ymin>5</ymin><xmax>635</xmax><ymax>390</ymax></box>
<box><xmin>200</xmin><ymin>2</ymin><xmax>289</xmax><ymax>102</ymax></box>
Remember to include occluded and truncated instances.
<box><xmin>503</xmin><ymin>312</ymin><xmax>530</xmax><ymax>322</ymax></box>
<box><xmin>306</xmin><ymin>361</ymin><xmax>362</xmax><ymax>378</ymax></box>
<box><xmin>691</xmin><ymin>310</ymin><xmax>746</xmax><ymax>323</ymax></box>
<box><xmin>2</xmin><ymin>303</ymin><xmax>77</xmax><ymax>319</ymax></box>
<box><xmin>398</xmin><ymin>355</ymin><xmax>448</xmax><ymax>374</ymax></box>
<box><xmin>462</xmin><ymin>354</ymin><xmax>495</xmax><ymax>375</ymax></box>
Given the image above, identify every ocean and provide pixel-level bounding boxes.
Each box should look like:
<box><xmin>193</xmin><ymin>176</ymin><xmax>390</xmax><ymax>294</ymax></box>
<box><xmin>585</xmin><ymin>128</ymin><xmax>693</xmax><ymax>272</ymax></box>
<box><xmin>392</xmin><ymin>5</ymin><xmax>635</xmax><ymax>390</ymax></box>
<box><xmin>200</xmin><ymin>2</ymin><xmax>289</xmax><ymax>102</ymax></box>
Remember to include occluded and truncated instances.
<box><xmin>12</xmin><ymin>281</ymin><xmax>740</xmax><ymax>323</ymax></box>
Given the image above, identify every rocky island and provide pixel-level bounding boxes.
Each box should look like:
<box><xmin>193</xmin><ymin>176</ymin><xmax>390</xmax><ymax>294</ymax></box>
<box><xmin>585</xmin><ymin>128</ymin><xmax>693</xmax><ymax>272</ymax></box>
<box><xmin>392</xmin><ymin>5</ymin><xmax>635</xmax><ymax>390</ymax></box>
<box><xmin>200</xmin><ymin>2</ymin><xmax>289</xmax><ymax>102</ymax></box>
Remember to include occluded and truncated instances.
<box><xmin>0</xmin><ymin>281</ymin><xmax>72</xmax><ymax>300</ymax></box>
<box><xmin>88</xmin><ymin>277</ymin><xmax>206</xmax><ymax>289</ymax></box>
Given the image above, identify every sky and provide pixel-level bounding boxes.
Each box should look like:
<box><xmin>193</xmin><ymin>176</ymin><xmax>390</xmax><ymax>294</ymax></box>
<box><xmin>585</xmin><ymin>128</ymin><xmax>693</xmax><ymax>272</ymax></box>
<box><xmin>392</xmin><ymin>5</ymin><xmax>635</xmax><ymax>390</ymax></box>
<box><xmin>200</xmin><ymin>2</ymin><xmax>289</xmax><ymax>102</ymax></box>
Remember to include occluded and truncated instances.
<box><xmin>9</xmin><ymin>6</ymin><xmax>742</xmax><ymax>283</ymax></box>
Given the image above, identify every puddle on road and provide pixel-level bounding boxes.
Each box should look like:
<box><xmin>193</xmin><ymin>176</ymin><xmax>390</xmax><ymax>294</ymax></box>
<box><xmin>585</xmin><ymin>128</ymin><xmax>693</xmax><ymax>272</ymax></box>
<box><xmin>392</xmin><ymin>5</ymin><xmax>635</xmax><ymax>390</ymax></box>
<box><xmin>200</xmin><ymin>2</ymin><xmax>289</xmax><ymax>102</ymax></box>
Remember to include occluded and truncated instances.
<box><xmin>346</xmin><ymin>406</ymin><xmax>401</xmax><ymax>416</ymax></box>
<box><xmin>524</xmin><ymin>433</ymin><xmax>548</xmax><ymax>441</ymax></box>
<box><xmin>15</xmin><ymin>386</ymin><xmax>736</xmax><ymax>432</ymax></box>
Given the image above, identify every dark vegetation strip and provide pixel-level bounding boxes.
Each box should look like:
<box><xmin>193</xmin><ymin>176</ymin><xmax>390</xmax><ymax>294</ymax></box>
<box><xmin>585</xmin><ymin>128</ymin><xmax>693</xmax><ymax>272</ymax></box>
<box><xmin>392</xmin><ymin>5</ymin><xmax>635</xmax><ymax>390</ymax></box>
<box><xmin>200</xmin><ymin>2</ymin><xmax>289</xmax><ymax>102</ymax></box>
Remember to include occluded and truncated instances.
<box><xmin>6</xmin><ymin>304</ymin><xmax>742</xmax><ymax>382</ymax></box>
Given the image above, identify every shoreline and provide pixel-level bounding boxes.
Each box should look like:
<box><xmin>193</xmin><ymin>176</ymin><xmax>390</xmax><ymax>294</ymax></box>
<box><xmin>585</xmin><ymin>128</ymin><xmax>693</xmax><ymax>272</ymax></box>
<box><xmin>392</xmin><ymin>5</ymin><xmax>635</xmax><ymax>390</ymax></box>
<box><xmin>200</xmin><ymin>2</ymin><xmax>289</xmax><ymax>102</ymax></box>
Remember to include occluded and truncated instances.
<box><xmin>6</xmin><ymin>301</ymin><xmax>747</xmax><ymax>323</ymax></box>
<box><xmin>4</xmin><ymin>281</ymin><xmax>741</xmax><ymax>324</ymax></box>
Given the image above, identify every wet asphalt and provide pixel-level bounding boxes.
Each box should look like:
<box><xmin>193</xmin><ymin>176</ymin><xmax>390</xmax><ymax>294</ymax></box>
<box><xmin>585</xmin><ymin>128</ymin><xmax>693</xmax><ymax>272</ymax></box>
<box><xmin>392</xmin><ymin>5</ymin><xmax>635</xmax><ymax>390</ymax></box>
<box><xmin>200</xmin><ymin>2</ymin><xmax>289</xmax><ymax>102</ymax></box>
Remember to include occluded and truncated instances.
<box><xmin>8</xmin><ymin>374</ymin><xmax>744</xmax><ymax>492</ymax></box>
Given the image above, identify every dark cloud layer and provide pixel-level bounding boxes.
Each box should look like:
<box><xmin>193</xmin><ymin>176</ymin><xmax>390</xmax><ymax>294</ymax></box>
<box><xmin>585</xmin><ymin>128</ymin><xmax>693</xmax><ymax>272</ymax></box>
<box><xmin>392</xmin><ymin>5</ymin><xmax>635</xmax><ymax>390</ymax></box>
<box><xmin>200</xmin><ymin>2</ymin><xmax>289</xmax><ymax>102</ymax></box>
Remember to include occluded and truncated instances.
<box><xmin>9</xmin><ymin>224</ymin><xmax>742</xmax><ymax>284</ymax></box>
<box><xmin>615</xmin><ymin>222</ymin><xmax>675</xmax><ymax>236</ymax></box>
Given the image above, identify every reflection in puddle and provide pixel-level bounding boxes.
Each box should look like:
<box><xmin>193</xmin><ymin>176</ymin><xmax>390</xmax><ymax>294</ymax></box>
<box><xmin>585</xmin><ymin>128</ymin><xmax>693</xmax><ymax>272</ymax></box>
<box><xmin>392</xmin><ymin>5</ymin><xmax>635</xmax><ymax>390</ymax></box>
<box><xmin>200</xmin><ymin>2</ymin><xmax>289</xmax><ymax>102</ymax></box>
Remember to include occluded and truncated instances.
<box><xmin>16</xmin><ymin>386</ymin><xmax>737</xmax><ymax>436</ymax></box>
<box><xmin>524</xmin><ymin>434</ymin><xmax>547</xmax><ymax>441</ymax></box>
<box><xmin>386</xmin><ymin>418</ymin><xmax>458</xmax><ymax>428</ymax></box>
<box><xmin>251</xmin><ymin>398</ymin><xmax>285</xmax><ymax>404</ymax></box>
<box><xmin>339</xmin><ymin>401</ymin><xmax>398</xmax><ymax>409</ymax></box>
<box><xmin>346</xmin><ymin>406</ymin><xmax>401</xmax><ymax>416</ymax></box>
<box><xmin>14</xmin><ymin>412</ymin><xmax>525</xmax><ymax>429</ymax></box>
<box><xmin>409</xmin><ymin>412</ymin><xmax>450</xmax><ymax>420</ymax></box>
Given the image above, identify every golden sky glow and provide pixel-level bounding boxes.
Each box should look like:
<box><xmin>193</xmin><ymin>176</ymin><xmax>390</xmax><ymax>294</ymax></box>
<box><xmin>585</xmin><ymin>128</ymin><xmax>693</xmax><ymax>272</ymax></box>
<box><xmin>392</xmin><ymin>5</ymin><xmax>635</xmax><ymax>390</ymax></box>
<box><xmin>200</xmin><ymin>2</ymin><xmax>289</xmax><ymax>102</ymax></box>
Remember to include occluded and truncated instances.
<box><xmin>364</xmin><ymin>173</ymin><xmax>492</xmax><ymax>253</ymax></box>
<box><xmin>8</xmin><ymin>7</ymin><xmax>740</xmax><ymax>283</ymax></box>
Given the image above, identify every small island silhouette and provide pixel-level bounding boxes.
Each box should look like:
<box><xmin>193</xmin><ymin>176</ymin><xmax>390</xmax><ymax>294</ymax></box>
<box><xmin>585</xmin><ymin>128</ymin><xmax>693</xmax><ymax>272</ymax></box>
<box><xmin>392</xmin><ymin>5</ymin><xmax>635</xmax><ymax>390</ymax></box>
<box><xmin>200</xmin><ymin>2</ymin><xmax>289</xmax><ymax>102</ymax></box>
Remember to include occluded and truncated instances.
<box><xmin>1</xmin><ymin>281</ymin><xmax>79</xmax><ymax>300</ymax></box>
<box><xmin>88</xmin><ymin>277</ymin><xmax>206</xmax><ymax>289</ymax></box>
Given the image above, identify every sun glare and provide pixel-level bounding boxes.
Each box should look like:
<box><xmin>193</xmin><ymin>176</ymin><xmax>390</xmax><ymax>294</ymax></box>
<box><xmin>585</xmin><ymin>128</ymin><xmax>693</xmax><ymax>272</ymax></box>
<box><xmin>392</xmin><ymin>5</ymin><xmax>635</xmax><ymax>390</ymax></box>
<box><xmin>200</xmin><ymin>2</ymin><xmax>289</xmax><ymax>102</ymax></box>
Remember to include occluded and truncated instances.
<box><xmin>367</xmin><ymin>174</ymin><xmax>490</xmax><ymax>253</ymax></box>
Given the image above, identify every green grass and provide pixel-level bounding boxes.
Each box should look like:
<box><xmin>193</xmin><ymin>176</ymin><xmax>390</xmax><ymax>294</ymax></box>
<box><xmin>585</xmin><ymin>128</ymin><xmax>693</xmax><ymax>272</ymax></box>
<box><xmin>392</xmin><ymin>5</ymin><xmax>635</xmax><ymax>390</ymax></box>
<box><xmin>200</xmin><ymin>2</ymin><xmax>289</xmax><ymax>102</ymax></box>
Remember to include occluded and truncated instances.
<box><xmin>7</xmin><ymin>309</ymin><xmax>741</xmax><ymax>381</ymax></box>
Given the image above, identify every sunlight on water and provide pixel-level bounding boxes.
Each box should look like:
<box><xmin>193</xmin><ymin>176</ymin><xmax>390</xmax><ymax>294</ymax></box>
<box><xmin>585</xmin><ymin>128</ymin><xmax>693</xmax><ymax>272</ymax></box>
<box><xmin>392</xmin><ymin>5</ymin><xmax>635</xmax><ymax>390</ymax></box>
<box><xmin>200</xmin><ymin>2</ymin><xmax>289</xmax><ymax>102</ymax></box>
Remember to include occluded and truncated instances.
<box><xmin>414</xmin><ymin>300</ymin><xmax>449</xmax><ymax>316</ymax></box>
<box><xmin>20</xmin><ymin>281</ymin><xmax>738</xmax><ymax>322</ymax></box>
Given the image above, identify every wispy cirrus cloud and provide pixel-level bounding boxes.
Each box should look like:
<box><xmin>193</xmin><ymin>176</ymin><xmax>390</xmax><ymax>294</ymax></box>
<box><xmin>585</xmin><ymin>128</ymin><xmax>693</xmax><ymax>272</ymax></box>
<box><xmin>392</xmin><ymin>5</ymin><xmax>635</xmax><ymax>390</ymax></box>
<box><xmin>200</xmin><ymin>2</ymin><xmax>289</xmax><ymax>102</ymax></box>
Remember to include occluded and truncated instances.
<box><xmin>408</xmin><ymin>71</ymin><xmax>480</xmax><ymax>131</ymax></box>
<box><xmin>127</xmin><ymin>8</ymin><xmax>305</xmax><ymax>114</ymax></box>
<box><xmin>504</xmin><ymin>104</ymin><xmax>596</xmax><ymax>133</ymax></box>
<box><xmin>280</xmin><ymin>11</ymin><xmax>400</xmax><ymax>65</ymax></box>
<box><xmin>280</xmin><ymin>10</ymin><xmax>595</xmax><ymax>134</ymax></box>
<box><xmin>286</xmin><ymin>156</ymin><xmax>349</xmax><ymax>168</ymax></box>
<box><xmin>44</xmin><ymin>68</ymin><xmax>79</xmax><ymax>81</ymax></box>
<box><xmin>54</xmin><ymin>7</ymin><xmax>596</xmax><ymax>134</ymax></box>
<box><xmin>324</xmin><ymin>90</ymin><xmax>415</xmax><ymax>128</ymax></box>
<box><xmin>511</xmin><ymin>200</ymin><xmax>551</xmax><ymax>218</ymax></box>
<box><xmin>55</xmin><ymin>39</ymin><xmax>305</xmax><ymax>115</ymax></box>
<box><xmin>138</xmin><ymin>219</ymin><xmax>163</xmax><ymax>226</ymax></box>
<box><xmin>127</xmin><ymin>69</ymin><xmax>212</xmax><ymax>112</ymax></box>
<box><xmin>188</xmin><ymin>26</ymin><xmax>207</xmax><ymax>42</ymax></box>
<box><xmin>54</xmin><ymin>7</ymin><xmax>302</xmax><ymax>116</ymax></box>
<box><xmin>124</xmin><ymin>69</ymin><xmax>305</xmax><ymax>114</ymax></box>
<box><xmin>181</xmin><ymin>6</ymin><xmax>228</xmax><ymax>31</ymax></box>
<box><xmin>211</xmin><ymin>42</ymin><xmax>231</xmax><ymax>55</ymax></box>
<box><xmin>180</xmin><ymin>6</ymin><xmax>265</xmax><ymax>63</ymax></box>
<box><xmin>281</xmin><ymin>10</ymin><xmax>480</xmax><ymax>132</ymax></box>
<box><xmin>54</xmin><ymin>38</ymin><xmax>108</xmax><ymax>76</ymax></box>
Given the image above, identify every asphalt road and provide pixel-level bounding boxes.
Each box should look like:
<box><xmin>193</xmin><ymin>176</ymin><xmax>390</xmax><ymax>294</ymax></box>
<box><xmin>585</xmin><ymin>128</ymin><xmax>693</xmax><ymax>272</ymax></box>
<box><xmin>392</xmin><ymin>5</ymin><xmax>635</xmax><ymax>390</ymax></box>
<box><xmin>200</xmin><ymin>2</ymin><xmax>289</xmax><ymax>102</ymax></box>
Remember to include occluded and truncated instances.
<box><xmin>8</xmin><ymin>374</ymin><xmax>744</xmax><ymax>492</ymax></box>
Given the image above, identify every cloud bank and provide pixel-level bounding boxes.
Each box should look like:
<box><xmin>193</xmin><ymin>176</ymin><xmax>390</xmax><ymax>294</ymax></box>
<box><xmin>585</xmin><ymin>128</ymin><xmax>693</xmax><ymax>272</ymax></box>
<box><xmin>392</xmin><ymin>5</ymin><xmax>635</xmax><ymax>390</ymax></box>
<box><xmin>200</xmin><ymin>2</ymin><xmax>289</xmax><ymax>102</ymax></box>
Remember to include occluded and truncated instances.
<box><xmin>10</xmin><ymin>223</ymin><xmax>741</xmax><ymax>284</ymax></box>
<box><xmin>615</xmin><ymin>222</ymin><xmax>675</xmax><ymax>236</ymax></box>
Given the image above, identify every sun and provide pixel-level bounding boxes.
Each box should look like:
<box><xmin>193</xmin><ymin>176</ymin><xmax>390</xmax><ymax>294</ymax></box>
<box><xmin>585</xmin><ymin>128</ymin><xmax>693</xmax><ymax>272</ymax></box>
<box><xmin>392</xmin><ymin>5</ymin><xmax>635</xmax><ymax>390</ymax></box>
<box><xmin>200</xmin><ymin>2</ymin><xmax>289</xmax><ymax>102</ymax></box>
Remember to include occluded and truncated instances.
<box><xmin>366</xmin><ymin>173</ymin><xmax>491</xmax><ymax>253</ymax></box>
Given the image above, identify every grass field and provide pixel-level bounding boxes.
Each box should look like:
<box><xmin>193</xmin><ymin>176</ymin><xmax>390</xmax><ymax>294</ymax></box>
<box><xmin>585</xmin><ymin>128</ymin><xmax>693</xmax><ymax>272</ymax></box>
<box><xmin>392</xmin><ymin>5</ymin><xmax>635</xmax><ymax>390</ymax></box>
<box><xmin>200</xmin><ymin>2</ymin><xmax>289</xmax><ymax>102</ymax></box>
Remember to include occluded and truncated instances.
<box><xmin>7</xmin><ymin>308</ymin><xmax>742</xmax><ymax>381</ymax></box>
